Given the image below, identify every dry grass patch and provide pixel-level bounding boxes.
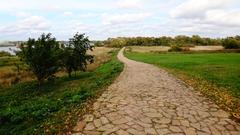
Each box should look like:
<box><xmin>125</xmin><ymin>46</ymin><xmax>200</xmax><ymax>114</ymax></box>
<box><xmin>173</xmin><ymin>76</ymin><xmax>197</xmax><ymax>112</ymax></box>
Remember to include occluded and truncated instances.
<box><xmin>87</xmin><ymin>47</ymin><xmax>117</xmax><ymax>71</ymax></box>
<box><xmin>0</xmin><ymin>68</ymin><xmax>34</xmax><ymax>87</ymax></box>
<box><xmin>190</xmin><ymin>46</ymin><xmax>224</xmax><ymax>51</ymax></box>
<box><xmin>127</xmin><ymin>46</ymin><xmax>170</xmax><ymax>53</ymax></box>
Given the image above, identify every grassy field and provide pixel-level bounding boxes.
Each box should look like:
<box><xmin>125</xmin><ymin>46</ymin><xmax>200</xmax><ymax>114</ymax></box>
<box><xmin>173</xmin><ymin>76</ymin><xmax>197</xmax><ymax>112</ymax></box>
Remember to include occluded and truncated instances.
<box><xmin>0</xmin><ymin>47</ymin><xmax>116</xmax><ymax>87</ymax></box>
<box><xmin>0</xmin><ymin>50</ymin><xmax>123</xmax><ymax>134</ymax></box>
<box><xmin>125</xmin><ymin>51</ymin><xmax>240</xmax><ymax>114</ymax></box>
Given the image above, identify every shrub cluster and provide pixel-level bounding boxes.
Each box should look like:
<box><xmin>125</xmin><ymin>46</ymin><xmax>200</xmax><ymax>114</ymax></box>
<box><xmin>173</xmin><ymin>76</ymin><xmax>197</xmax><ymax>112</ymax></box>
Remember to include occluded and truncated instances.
<box><xmin>17</xmin><ymin>33</ymin><xmax>94</xmax><ymax>86</ymax></box>
<box><xmin>222</xmin><ymin>37</ymin><xmax>240</xmax><ymax>49</ymax></box>
<box><xmin>100</xmin><ymin>35</ymin><xmax>222</xmax><ymax>47</ymax></box>
<box><xmin>96</xmin><ymin>35</ymin><xmax>240</xmax><ymax>48</ymax></box>
<box><xmin>168</xmin><ymin>45</ymin><xmax>183</xmax><ymax>52</ymax></box>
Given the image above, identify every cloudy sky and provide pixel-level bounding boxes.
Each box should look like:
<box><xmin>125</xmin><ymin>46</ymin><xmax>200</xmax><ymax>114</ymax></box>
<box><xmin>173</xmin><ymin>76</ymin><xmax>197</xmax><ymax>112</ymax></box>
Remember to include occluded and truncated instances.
<box><xmin>0</xmin><ymin>0</ymin><xmax>239</xmax><ymax>41</ymax></box>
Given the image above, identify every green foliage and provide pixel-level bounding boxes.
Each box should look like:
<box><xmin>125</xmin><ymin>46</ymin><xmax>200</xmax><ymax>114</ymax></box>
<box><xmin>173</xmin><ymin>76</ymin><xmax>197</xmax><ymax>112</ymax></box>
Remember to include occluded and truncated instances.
<box><xmin>94</xmin><ymin>41</ymin><xmax>104</xmax><ymax>47</ymax></box>
<box><xmin>105</xmin><ymin>38</ymin><xmax>127</xmax><ymax>47</ymax></box>
<box><xmin>103</xmin><ymin>35</ymin><xmax>222</xmax><ymax>47</ymax></box>
<box><xmin>17</xmin><ymin>33</ymin><xmax>62</xmax><ymax>85</ymax></box>
<box><xmin>0</xmin><ymin>51</ymin><xmax>11</xmax><ymax>57</ymax></box>
<box><xmin>126</xmin><ymin>52</ymin><xmax>240</xmax><ymax>98</ymax></box>
<box><xmin>0</xmin><ymin>50</ymin><xmax>123</xmax><ymax>134</ymax></box>
<box><xmin>222</xmin><ymin>37</ymin><xmax>240</xmax><ymax>49</ymax></box>
<box><xmin>168</xmin><ymin>45</ymin><xmax>183</xmax><ymax>52</ymax></box>
<box><xmin>62</xmin><ymin>33</ymin><xmax>94</xmax><ymax>77</ymax></box>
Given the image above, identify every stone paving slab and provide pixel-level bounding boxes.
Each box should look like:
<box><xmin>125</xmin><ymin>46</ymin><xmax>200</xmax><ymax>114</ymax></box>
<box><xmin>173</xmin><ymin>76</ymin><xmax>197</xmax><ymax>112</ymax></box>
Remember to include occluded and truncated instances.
<box><xmin>73</xmin><ymin>48</ymin><xmax>240</xmax><ymax>135</ymax></box>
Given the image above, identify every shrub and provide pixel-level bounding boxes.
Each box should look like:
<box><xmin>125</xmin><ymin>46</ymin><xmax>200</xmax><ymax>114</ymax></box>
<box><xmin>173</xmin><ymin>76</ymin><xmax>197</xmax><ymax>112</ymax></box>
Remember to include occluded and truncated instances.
<box><xmin>62</xmin><ymin>33</ymin><xmax>94</xmax><ymax>77</ymax></box>
<box><xmin>17</xmin><ymin>33</ymin><xmax>62</xmax><ymax>86</ymax></box>
<box><xmin>222</xmin><ymin>38</ymin><xmax>240</xmax><ymax>49</ymax></box>
<box><xmin>94</xmin><ymin>41</ymin><xmax>104</xmax><ymax>47</ymax></box>
<box><xmin>168</xmin><ymin>45</ymin><xmax>183</xmax><ymax>52</ymax></box>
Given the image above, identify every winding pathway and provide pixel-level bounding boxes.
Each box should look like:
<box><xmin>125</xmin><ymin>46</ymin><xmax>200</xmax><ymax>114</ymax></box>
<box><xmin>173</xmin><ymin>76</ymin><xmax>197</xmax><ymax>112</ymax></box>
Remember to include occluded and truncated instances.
<box><xmin>73</xmin><ymin>48</ymin><xmax>240</xmax><ymax>135</ymax></box>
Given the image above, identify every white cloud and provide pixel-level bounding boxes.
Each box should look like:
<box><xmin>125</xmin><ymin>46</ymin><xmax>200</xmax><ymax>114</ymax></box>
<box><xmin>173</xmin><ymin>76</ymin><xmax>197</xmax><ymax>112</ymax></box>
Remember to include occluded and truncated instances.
<box><xmin>102</xmin><ymin>13</ymin><xmax>151</xmax><ymax>25</ymax></box>
<box><xmin>14</xmin><ymin>11</ymin><xmax>31</xmax><ymax>18</ymax></box>
<box><xmin>0</xmin><ymin>16</ymin><xmax>51</xmax><ymax>35</ymax></box>
<box><xmin>116</xmin><ymin>0</ymin><xmax>142</xmax><ymax>9</ymax></box>
<box><xmin>168</xmin><ymin>0</ymin><xmax>240</xmax><ymax>37</ymax></box>
<box><xmin>63</xmin><ymin>11</ymin><xmax>73</xmax><ymax>16</ymax></box>
<box><xmin>0</xmin><ymin>0</ymin><xmax>113</xmax><ymax>11</ymax></box>
<box><xmin>205</xmin><ymin>9</ymin><xmax>240</xmax><ymax>27</ymax></box>
<box><xmin>72</xmin><ymin>23</ymin><xmax>92</xmax><ymax>32</ymax></box>
<box><xmin>18</xmin><ymin>16</ymin><xmax>51</xmax><ymax>30</ymax></box>
<box><xmin>0</xmin><ymin>0</ymin><xmax>240</xmax><ymax>40</ymax></box>
<box><xmin>171</xmin><ymin>0</ymin><xmax>231</xmax><ymax>19</ymax></box>
<box><xmin>79</xmin><ymin>13</ymin><xmax>99</xmax><ymax>18</ymax></box>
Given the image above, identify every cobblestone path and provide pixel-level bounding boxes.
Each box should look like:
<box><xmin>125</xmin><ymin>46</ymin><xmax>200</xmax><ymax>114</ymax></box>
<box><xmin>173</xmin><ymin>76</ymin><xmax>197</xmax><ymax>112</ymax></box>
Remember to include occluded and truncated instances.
<box><xmin>73</xmin><ymin>48</ymin><xmax>240</xmax><ymax>135</ymax></box>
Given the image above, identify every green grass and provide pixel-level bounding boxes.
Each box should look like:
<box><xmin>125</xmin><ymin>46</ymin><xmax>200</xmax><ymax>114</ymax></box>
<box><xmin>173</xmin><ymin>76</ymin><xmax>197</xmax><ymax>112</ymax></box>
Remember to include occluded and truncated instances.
<box><xmin>125</xmin><ymin>52</ymin><xmax>240</xmax><ymax>98</ymax></box>
<box><xmin>0</xmin><ymin>51</ymin><xmax>123</xmax><ymax>135</ymax></box>
<box><xmin>0</xmin><ymin>56</ymin><xmax>22</xmax><ymax>67</ymax></box>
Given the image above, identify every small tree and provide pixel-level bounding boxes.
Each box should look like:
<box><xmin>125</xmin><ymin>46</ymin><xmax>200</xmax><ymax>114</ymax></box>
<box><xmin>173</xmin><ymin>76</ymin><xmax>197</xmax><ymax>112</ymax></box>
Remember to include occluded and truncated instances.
<box><xmin>17</xmin><ymin>33</ymin><xmax>62</xmax><ymax>86</ymax></box>
<box><xmin>62</xmin><ymin>33</ymin><xmax>94</xmax><ymax>77</ymax></box>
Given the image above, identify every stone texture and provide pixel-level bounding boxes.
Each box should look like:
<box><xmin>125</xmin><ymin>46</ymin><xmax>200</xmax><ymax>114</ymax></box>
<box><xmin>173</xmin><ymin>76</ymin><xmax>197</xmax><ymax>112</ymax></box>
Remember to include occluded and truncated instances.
<box><xmin>83</xmin><ymin>114</ymin><xmax>94</xmax><ymax>122</ymax></box>
<box><xmin>73</xmin><ymin>121</ymin><xmax>86</xmax><ymax>132</ymax></box>
<box><xmin>145</xmin><ymin>128</ymin><xmax>157</xmax><ymax>134</ymax></box>
<box><xmin>84</xmin><ymin>123</ymin><xmax>95</xmax><ymax>131</ymax></box>
<box><xmin>93</xmin><ymin>119</ymin><xmax>102</xmax><ymax>128</ymax></box>
<box><xmin>169</xmin><ymin>126</ymin><xmax>182</xmax><ymax>133</ymax></box>
<box><xmin>72</xmin><ymin>48</ymin><xmax>240</xmax><ymax>135</ymax></box>
<box><xmin>116</xmin><ymin>129</ymin><xmax>130</xmax><ymax>135</ymax></box>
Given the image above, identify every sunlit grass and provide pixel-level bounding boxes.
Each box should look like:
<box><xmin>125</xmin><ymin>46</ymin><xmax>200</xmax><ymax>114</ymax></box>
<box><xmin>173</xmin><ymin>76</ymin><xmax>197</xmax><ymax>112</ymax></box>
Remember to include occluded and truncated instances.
<box><xmin>125</xmin><ymin>51</ymin><xmax>240</xmax><ymax>113</ymax></box>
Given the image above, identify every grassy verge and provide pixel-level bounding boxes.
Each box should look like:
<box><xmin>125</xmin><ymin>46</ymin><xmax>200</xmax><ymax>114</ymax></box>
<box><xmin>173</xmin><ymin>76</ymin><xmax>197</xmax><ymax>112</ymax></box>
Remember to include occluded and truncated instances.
<box><xmin>0</xmin><ymin>50</ymin><xmax>123</xmax><ymax>135</ymax></box>
<box><xmin>125</xmin><ymin>51</ymin><xmax>240</xmax><ymax>115</ymax></box>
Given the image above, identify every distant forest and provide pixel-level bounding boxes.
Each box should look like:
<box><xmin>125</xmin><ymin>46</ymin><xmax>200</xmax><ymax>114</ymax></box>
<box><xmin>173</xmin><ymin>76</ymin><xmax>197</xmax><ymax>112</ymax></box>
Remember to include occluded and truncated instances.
<box><xmin>95</xmin><ymin>35</ymin><xmax>240</xmax><ymax>48</ymax></box>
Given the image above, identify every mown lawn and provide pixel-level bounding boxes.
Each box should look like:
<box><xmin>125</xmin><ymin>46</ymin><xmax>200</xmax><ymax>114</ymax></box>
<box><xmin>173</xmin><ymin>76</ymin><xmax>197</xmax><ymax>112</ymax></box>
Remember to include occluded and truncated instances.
<box><xmin>0</xmin><ymin>51</ymin><xmax>123</xmax><ymax>135</ymax></box>
<box><xmin>125</xmin><ymin>51</ymin><xmax>240</xmax><ymax>114</ymax></box>
<box><xmin>125</xmin><ymin>52</ymin><xmax>240</xmax><ymax>97</ymax></box>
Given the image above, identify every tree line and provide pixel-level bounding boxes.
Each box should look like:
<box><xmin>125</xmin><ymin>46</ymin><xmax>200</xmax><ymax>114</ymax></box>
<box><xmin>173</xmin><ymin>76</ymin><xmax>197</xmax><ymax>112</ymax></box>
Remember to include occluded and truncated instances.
<box><xmin>95</xmin><ymin>35</ymin><xmax>240</xmax><ymax>49</ymax></box>
<box><xmin>17</xmin><ymin>33</ymin><xmax>93</xmax><ymax>86</ymax></box>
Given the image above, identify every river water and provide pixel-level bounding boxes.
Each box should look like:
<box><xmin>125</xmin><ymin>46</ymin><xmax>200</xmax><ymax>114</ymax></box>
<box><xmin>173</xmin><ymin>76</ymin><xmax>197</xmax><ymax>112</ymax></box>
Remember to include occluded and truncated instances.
<box><xmin>0</xmin><ymin>46</ymin><xmax>19</xmax><ymax>55</ymax></box>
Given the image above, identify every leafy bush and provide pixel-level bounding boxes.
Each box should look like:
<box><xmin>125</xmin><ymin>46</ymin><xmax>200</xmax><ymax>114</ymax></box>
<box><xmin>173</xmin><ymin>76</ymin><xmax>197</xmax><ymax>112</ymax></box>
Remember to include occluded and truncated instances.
<box><xmin>222</xmin><ymin>37</ymin><xmax>240</xmax><ymax>49</ymax></box>
<box><xmin>168</xmin><ymin>45</ymin><xmax>183</xmax><ymax>52</ymax></box>
<box><xmin>62</xmin><ymin>33</ymin><xmax>94</xmax><ymax>77</ymax></box>
<box><xmin>17</xmin><ymin>33</ymin><xmax>62</xmax><ymax>86</ymax></box>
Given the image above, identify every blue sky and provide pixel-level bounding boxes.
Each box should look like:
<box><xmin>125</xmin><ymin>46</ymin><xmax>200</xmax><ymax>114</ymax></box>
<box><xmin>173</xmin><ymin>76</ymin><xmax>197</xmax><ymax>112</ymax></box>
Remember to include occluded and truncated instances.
<box><xmin>0</xmin><ymin>0</ymin><xmax>239</xmax><ymax>41</ymax></box>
